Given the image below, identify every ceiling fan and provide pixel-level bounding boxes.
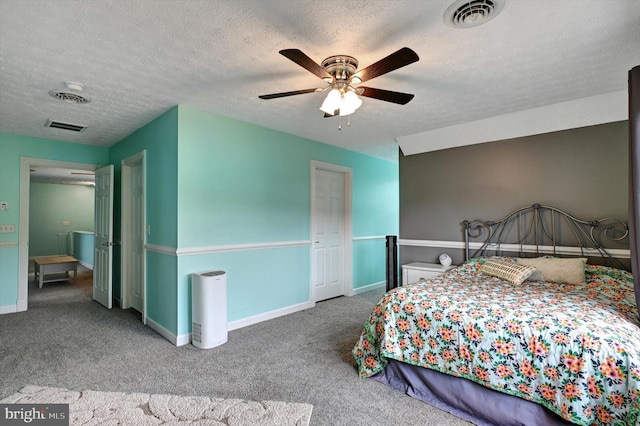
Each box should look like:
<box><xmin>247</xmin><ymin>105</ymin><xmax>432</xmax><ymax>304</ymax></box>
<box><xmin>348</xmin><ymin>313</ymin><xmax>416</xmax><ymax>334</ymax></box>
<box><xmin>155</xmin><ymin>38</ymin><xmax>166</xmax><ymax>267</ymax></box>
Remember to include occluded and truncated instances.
<box><xmin>259</xmin><ymin>47</ymin><xmax>419</xmax><ymax>120</ymax></box>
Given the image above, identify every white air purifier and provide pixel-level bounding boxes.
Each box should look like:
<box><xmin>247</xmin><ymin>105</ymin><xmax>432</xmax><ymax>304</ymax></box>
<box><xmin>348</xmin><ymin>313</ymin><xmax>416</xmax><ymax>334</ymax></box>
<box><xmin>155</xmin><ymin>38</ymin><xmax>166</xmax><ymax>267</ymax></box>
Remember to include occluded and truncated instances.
<box><xmin>191</xmin><ymin>270</ymin><xmax>227</xmax><ymax>349</ymax></box>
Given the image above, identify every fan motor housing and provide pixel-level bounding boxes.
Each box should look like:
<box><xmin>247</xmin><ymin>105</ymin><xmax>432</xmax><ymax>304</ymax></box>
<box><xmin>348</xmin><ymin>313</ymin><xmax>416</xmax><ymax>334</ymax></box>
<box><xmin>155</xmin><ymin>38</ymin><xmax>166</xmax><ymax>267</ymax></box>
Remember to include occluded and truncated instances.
<box><xmin>321</xmin><ymin>55</ymin><xmax>358</xmax><ymax>82</ymax></box>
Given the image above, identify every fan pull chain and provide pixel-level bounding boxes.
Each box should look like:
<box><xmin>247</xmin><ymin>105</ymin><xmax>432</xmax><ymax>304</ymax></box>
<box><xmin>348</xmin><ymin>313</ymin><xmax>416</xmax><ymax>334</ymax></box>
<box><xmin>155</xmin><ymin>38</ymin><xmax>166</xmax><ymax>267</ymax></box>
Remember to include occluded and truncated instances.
<box><xmin>337</xmin><ymin>114</ymin><xmax>352</xmax><ymax>130</ymax></box>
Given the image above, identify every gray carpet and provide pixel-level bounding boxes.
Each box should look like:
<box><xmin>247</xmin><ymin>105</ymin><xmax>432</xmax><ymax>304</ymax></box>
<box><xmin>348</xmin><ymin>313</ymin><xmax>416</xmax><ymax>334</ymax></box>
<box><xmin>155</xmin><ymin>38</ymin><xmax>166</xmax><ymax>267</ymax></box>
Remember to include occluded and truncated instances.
<box><xmin>0</xmin><ymin>266</ymin><xmax>470</xmax><ymax>425</ymax></box>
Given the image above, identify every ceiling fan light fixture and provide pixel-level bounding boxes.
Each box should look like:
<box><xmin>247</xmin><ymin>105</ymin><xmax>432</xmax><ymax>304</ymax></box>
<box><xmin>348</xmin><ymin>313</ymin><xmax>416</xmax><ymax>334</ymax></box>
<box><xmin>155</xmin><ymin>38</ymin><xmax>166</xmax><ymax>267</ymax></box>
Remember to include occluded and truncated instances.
<box><xmin>260</xmin><ymin>47</ymin><xmax>419</xmax><ymax>125</ymax></box>
<box><xmin>319</xmin><ymin>88</ymin><xmax>342</xmax><ymax>115</ymax></box>
<box><xmin>342</xmin><ymin>90</ymin><xmax>362</xmax><ymax>114</ymax></box>
<box><xmin>320</xmin><ymin>88</ymin><xmax>363</xmax><ymax>117</ymax></box>
<box><xmin>338</xmin><ymin>107</ymin><xmax>355</xmax><ymax>117</ymax></box>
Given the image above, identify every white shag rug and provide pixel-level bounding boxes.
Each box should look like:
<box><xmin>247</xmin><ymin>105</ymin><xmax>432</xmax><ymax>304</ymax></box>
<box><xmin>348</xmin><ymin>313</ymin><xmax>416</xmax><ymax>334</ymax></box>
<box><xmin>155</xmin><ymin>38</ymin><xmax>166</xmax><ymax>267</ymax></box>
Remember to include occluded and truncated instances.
<box><xmin>1</xmin><ymin>386</ymin><xmax>313</xmax><ymax>426</ymax></box>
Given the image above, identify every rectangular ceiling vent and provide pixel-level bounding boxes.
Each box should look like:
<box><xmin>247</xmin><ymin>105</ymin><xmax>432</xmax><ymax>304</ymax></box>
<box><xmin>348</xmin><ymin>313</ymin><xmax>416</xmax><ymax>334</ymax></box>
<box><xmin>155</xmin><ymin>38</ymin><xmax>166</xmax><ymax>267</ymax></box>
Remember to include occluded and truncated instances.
<box><xmin>44</xmin><ymin>119</ymin><xmax>87</xmax><ymax>133</ymax></box>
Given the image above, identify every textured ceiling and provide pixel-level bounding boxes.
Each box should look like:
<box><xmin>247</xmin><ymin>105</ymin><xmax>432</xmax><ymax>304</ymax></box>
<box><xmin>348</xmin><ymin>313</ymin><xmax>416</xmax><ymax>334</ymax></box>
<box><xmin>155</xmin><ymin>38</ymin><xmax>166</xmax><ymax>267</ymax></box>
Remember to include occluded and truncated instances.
<box><xmin>1</xmin><ymin>0</ymin><xmax>639</xmax><ymax>162</ymax></box>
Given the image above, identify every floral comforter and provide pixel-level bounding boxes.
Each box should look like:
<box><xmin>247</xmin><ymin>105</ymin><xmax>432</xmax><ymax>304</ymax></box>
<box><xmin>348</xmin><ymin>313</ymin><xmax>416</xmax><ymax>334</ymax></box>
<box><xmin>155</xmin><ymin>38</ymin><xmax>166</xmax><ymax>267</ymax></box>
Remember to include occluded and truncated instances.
<box><xmin>353</xmin><ymin>258</ymin><xmax>640</xmax><ymax>425</ymax></box>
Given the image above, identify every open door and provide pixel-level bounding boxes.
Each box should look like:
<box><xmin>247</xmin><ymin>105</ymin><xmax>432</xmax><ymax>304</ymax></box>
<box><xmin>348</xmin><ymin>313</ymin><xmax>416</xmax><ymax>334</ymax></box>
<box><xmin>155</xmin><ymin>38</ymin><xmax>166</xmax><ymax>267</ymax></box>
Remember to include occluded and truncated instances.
<box><xmin>93</xmin><ymin>165</ymin><xmax>114</xmax><ymax>308</ymax></box>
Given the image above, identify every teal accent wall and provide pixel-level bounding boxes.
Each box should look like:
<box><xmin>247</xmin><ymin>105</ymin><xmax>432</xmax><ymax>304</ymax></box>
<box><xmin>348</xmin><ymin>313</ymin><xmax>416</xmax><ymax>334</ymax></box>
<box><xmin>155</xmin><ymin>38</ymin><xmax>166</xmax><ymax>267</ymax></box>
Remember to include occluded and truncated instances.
<box><xmin>172</xmin><ymin>106</ymin><xmax>398</xmax><ymax>336</ymax></box>
<box><xmin>0</xmin><ymin>249</ymin><xmax>18</xmax><ymax>307</ymax></box>
<box><xmin>0</xmin><ymin>107</ymin><xmax>399</xmax><ymax>341</ymax></box>
<box><xmin>109</xmin><ymin>107</ymin><xmax>178</xmax><ymax>304</ymax></box>
<box><xmin>109</xmin><ymin>107</ymin><xmax>179</xmax><ymax>327</ymax></box>
<box><xmin>73</xmin><ymin>232</ymin><xmax>94</xmax><ymax>267</ymax></box>
<box><xmin>29</xmin><ymin>182</ymin><xmax>94</xmax><ymax>257</ymax></box>
<box><xmin>351</xmin><ymin>155</ymin><xmax>399</xmax><ymax>238</ymax></box>
<box><xmin>109</xmin><ymin>107</ymin><xmax>179</xmax><ymax>249</ymax></box>
<box><xmin>353</xmin><ymin>238</ymin><xmax>388</xmax><ymax>289</ymax></box>
<box><xmin>177</xmin><ymin>110</ymin><xmax>309</xmax><ymax>246</ymax></box>
<box><xmin>0</xmin><ymin>132</ymin><xmax>108</xmax><ymax>309</ymax></box>
<box><xmin>146</xmin><ymin>251</ymin><xmax>178</xmax><ymax>334</ymax></box>
<box><xmin>177</xmin><ymin>246</ymin><xmax>310</xmax><ymax>326</ymax></box>
<box><xmin>109</xmin><ymin>106</ymin><xmax>399</xmax><ymax>336</ymax></box>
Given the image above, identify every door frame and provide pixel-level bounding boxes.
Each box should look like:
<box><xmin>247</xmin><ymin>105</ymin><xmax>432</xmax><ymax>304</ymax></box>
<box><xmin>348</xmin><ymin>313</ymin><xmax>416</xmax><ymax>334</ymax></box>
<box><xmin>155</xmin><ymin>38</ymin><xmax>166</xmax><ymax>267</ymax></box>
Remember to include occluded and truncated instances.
<box><xmin>310</xmin><ymin>160</ymin><xmax>353</xmax><ymax>302</ymax></box>
<box><xmin>120</xmin><ymin>150</ymin><xmax>147</xmax><ymax>324</ymax></box>
<box><xmin>18</xmin><ymin>157</ymin><xmax>100</xmax><ymax>311</ymax></box>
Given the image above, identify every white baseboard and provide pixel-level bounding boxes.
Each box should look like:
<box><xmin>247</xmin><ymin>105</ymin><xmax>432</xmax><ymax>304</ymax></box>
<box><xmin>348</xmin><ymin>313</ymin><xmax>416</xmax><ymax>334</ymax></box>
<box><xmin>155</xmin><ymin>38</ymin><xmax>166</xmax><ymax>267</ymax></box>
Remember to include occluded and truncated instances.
<box><xmin>228</xmin><ymin>301</ymin><xmax>315</xmax><ymax>331</ymax></box>
<box><xmin>146</xmin><ymin>301</ymin><xmax>316</xmax><ymax>346</ymax></box>
<box><xmin>349</xmin><ymin>281</ymin><xmax>385</xmax><ymax>296</ymax></box>
<box><xmin>0</xmin><ymin>304</ymin><xmax>17</xmax><ymax>314</ymax></box>
<box><xmin>78</xmin><ymin>260</ymin><xmax>93</xmax><ymax>270</ymax></box>
<box><xmin>176</xmin><ymin>333</ymin><xmax>191</xmax><ymax>347</ymax></box>
<box><xmin>0</xmin><ymin>298</ymin><xmax>30</xmax><ymax>315</ymax></box>
<box><xmin>145</xmin><ymin>317</ymin><xmax>181</xmax><ymax>346</ymax></box>
<box><xmin>17</xmin><ymin>298</ymin><xmax>27</xmax><ymax>312</ymax></box>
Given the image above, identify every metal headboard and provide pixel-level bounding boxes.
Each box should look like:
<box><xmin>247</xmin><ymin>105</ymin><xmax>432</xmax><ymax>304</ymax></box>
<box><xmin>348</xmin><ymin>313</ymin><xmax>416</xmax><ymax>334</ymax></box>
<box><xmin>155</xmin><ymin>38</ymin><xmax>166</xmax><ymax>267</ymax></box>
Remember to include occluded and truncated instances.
<box><xmin>463</xmin><ymin>203</ymin><xmax>629</xmax><ymax>269</ymax></box>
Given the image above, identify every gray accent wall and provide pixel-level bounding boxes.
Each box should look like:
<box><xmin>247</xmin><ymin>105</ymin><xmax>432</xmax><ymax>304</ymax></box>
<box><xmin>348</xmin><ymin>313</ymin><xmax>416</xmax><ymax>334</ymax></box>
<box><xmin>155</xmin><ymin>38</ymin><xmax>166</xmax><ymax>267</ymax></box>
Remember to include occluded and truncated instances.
<box><xmin>399</xmin><ymin>120</ymin><xmax>628</xmax><ymax>266</ymax></box>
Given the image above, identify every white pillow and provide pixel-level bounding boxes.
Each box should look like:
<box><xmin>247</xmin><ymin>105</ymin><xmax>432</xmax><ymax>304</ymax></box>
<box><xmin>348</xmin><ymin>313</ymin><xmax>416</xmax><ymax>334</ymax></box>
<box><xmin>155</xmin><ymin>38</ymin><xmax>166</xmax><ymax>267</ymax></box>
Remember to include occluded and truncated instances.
<box><xmin>515</xmin><ymin>257</ymin><xmax>587</xmax><ymax>284</ymax></box>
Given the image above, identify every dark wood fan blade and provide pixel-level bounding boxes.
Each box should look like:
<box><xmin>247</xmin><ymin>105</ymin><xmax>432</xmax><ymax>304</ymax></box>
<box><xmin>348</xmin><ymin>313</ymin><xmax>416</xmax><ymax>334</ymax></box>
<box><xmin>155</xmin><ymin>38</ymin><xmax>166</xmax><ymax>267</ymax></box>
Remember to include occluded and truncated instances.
<box><xmin>352</xmin><ymin>47</ymin><xmax>419</xmax><ymax>83</ymax></box>
<box><xmin>280</xmin><ymin>49</ymin><xmax>331</xmax><ymax>80</ymax></box>
<box><xmin>259</xmin><ymin>88</ymin><xmax>319</xmax><ymax>99</ymax></box>
<box><xmin>358</xmin><ymin>87</ymin><xmax>415</xmax><ymax>104</ymax></box>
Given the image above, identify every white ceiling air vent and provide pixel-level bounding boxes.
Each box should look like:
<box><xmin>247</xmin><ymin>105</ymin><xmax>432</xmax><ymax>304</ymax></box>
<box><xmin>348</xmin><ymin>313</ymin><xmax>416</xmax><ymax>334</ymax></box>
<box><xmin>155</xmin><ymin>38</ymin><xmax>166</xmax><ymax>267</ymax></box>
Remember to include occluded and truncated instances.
<box><xmin>44</xmin><ymin>119</ymin><xmax>87</xmax><ymax>133</ymax></box>
<box><xmin>48</xmin><ymin>90</ymin><xmax>91</xmax><ymax>104</ymax></box>
<box><xmin>443</xmin><ymin>0</ymin><xmax>505</xmax><ymax>28</ymax></box>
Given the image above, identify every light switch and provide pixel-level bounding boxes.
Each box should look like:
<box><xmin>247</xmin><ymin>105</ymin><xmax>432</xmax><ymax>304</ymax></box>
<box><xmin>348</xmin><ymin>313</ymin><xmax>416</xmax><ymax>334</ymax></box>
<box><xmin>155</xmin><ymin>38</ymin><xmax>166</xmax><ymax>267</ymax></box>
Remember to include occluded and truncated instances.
<box><xmin>0</xmin><ymin>224</ymin><xmax>15</xmax><ymax>233</ymax></box>
<box><xmin>62</xmin><ymin>220</ymin><xmax>70</xmax><ymax>226</ymax></box>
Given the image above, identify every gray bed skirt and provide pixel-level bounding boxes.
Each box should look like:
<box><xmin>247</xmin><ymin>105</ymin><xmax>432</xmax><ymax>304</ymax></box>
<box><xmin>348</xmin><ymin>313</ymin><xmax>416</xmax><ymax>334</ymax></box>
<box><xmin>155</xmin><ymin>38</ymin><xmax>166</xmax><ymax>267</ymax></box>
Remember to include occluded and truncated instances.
<box><xmin>372</xmin><ymin>359</ymin><xmax>573</xmax><ymax>426</ymax></box>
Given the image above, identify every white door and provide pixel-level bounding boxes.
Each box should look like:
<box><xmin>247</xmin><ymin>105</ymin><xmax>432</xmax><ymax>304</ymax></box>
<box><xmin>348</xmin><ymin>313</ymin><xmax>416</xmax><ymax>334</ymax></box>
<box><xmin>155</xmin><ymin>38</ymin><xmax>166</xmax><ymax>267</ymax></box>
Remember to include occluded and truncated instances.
<box><xmin>130</xmin><ymin>162</ymin><xmax>144</xmax><ymax>313</ymax></box>
<box><xmin>93</xmin><ymin>165</ymin><xmax>114</xmax><ymax>309</ymax></box>
<box><xmin>313</xmin><ymin>169</ymin><xmax>345</xmax><ymax>301</ymax></box>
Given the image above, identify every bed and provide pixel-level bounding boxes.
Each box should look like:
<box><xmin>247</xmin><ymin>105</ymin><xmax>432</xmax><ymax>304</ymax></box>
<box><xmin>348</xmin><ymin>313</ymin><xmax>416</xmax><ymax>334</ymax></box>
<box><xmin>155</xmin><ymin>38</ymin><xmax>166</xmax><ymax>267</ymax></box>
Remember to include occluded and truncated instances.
<box><xmin>353</xmin><ymin>204</ymin><xmax>640</xmax><ymax>426</ymax></box>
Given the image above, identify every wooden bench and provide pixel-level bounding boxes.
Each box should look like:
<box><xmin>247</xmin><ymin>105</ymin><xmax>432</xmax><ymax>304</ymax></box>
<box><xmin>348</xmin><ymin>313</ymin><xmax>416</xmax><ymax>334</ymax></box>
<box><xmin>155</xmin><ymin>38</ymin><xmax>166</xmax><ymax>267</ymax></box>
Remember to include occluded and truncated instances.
<box><xmin>34</xmin><ymin>256</ymin><xmax>79</xmax><ymax>288</ymax></box>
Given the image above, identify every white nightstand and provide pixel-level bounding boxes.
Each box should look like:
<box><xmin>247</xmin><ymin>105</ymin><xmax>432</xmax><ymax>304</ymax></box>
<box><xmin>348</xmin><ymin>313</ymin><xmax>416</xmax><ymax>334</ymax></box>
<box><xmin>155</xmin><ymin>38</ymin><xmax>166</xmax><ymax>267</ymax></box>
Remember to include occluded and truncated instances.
<box><xmin>402</xmin><ymin>262</ymin><xmax>455</xmax><ymax>286</ymax></box>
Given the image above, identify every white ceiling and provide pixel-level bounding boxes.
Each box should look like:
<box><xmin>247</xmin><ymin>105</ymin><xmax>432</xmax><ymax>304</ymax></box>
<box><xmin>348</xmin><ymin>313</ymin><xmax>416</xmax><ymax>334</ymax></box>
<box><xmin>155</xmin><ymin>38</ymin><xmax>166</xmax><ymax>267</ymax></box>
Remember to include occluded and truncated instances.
<box><xmin>1</xmin><ymin>0</ymin><xmax>639</xmax><ymax>162</ymax></box>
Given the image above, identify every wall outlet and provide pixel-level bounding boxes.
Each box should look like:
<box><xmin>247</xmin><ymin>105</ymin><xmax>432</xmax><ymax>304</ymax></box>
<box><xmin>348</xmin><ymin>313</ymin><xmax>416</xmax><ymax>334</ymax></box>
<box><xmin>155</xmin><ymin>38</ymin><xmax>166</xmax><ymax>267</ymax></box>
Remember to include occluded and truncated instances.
<box><xmin>0</xmin><ymin>201</ymin><xmax>8</xmax><ymax>211</ymax></box>
<box><xmin>0</xmin><ymin>224</ymin><xmax>15</xmax><ymax>233</ymax></box>
<box><xmin>62</xmin><ymin>220</ymin><xmax>70</xmax><ymax>226</ymax></box>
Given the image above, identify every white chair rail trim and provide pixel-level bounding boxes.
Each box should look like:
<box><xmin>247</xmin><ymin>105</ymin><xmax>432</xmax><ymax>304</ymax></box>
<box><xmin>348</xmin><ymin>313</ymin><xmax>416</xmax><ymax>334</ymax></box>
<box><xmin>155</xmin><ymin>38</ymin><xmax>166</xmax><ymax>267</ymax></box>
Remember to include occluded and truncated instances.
<box><xmin>146</xmin><ymin>240</ymin><xmax>312</xmax><ymax>256</ymax></box>
<box><xmin>352</xmin><ymin>235</ymin><xmax>386</xmax><ymax>241</ymax></box>
<box><xmin>147</xmin><ymin>235</ymin><xmax>387</xmax><ymax>256</ymax></box>
<box><xmin>398</xmin><ymin>239</ymin><xmax>631</xmax><ymax>259</ymax></box>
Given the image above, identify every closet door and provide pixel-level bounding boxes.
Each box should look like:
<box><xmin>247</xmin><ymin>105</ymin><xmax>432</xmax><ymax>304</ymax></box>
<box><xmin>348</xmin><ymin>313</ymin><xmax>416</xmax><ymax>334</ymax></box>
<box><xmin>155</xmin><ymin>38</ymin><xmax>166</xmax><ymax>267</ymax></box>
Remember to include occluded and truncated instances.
<box><xmin>312</xmin><ymin>169</ymin><xmax>345</xmax><ymax>301</ymax></box>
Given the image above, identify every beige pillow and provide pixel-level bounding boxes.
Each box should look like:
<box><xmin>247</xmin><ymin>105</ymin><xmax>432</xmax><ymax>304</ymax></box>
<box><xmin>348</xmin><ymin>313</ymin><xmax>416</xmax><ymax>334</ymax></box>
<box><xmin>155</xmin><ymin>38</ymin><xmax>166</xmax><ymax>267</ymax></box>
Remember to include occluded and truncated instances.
<box><xmin>515</xmin><ymin>257</ymin><xmax>587</xmax><ymax>284</ymax></box>
<box><xmin>479</xmin><ymin>259</ymin><xmax>537</xmax><ymax>286</ymax></box>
